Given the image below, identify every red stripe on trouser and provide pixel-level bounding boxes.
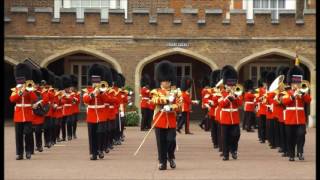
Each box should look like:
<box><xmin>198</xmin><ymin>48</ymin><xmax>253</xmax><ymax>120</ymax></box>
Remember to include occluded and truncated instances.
<box><xmin>185</xmin><ymin>112</ymin><xmax>190</xmax><ymax>133</ymax></box>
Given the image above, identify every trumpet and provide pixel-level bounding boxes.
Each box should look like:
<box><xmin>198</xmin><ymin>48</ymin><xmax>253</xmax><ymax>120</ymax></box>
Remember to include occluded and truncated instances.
<box><xmin>299</xmin><ymin>80</ymin><xmax>310</xmax><ymax>93</ymax></box>
<box><xmin>227</xmin><ymin>84</ymin><xmax>243</xmax><ymax>97</ymax></box>
<box><xmin>16</xmin><ymin>80</ymin><xmax>36</xmax><ymax>93</ymax></box>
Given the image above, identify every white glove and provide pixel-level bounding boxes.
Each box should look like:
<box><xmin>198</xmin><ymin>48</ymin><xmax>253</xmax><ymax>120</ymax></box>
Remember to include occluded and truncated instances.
<box><xmin>205</xmin><ymin>104</ymin><xmax>210</xmax><ymax>108</ymax></box>
<box><xmin>168</xmin><ymin>96</ymin><xmax>175</xmax><ymax>103</ymax></box>
<box><xmin>129</xmin><ymin>91</ymin><xmax>133</xmax><ymax>95</ymax></box>
<box><xmin>128</xmin><ymin>102</ymin><xmax>133</xmax><ymax>106</ymax></box>
<box><xmin>120</xmin><ymin>112</ymin><xmax>125</xmax><ymax>117</ymax></box>
<box><xmin>163</xmin><ymin>105</ymin><xmax>171</xmax><ymax>112</ymax></box>
<box><xmin>293</xmin><ymin>90</ymin><xmax>299</xmax><ymax>97</ymax></box>
<box><xmin>192</xmin><ymin>100</ymin><xmax>199</xmax><ymax>104</ymax></box>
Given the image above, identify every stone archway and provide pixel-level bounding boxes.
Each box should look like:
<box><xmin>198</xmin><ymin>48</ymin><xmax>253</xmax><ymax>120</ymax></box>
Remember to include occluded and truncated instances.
<box><xmin>40</xmin><ymin>47</ymin><xmax>122</xmax><ymax>73</ymax></box>
<box><xmin>235</xmin><ymin>48</ymin><xmax>316</xmax><ymax>126</ymax></box>
<box><xmin>4</xmin><ymin>56</ymin><xmax>19</xmax><ymax>66</ymax></box>
<box><xmin>134</xmin><ymin>47</ymin><xmax>218</xmax><ymax>108</ymax></box>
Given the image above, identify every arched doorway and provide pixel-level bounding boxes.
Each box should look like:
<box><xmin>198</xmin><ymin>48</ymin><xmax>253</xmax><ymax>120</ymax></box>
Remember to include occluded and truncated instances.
<box><xmin>45</xmin><ymin>52</ymin><xmax>120</xmax><ymax>119</ymax></box>
<box><xmin>139</xmin><ymin>53</ymin><xmax>214</xmax><ymax>121</ymax></box>
<box><xmin>4</xmin><ymin>62</ymin><xmax>16</xmax><ymax>121</ymax></box>
<box><xmin>237</xmin><ymin>50</ymin><xmax>314</xmax><ymax>125</ymax></box>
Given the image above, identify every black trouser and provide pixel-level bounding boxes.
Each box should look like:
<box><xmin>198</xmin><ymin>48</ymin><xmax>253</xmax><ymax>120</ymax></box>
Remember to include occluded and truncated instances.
<box><xmin>279</xmin><ymin>122</ymin><xmax>287</xmax><ymax>154</ymax></box>
<box><xmin>115</xmin><ymin>113</ymin><xmax>122</xmax><ymax>141</ymax></box>
<box><xmin>141</xmin><ymin>108</ymin><xmax>150</xmax><ymax>130</ymax></box>
<box><xmin>155</xmin><ymin>128</ymin><xmax>176</xmax><ymax>164</ymax></box>
<box><xmin>200</xmin><ymin>109</ymin><xmax>209</xmax><ymax>129</ymax></box>
<box><xmin>55</xmin><ymin>118</ymin><xmax>61</xmax><ymax>140</ymax></box>
<box><xmin>274</xmin><ymin>119</ymin><xmax>280</xmax><ymax>148</ymax></box>
<box><xmin>218</xmin><ymin>122</ymin><xmax>222</xmax><ymax>152</ymax></box>
<box><xmin>177</xmin><ymin>112</ymin><xmax>190</xmax><ymax>133</ymax></box>
<box><xmin>66</xmin><ymin>115</ymin><xmax>74</xmax><ymax>139</ymax></box>
<box><xmin>211</xmin><ymin>119</ymin><xmax>218</xmax><ymax>146</ymax></box>
<box><xmin>87</xmin><ymin>122</ymin><xmax>106</xmax><ymax>156</ymax></box>
<box><xmin>105</xmin><ymin>120</ymin><xmax>115</xmax><ymax>149</ymax></box>
<box><xmin>72</xmin><ymin>114</ymin><xmax>78</xmax><ymax>137</ymax></box>
<box><xmin>259</xmin><ymin>115</ymin><xmax>266</xmax><ymax>141</ymax></box>
<box><xmin>221</xmin><ymin>124</ymin><xmax>241</xmax><ymax>157</ymax></box>
<box><xmin>61</xmin><ymin>116</ymin><xmax>67</xmax><ymax>140</ymax></box>
<box><xmin>266</xmin><ymin>118</ymin><xmax>276</xmax><ymax>147</ymax></box>
<box><xmin>43</xmin><ymin>117</ymin><xmax>55</xmax><ymax>145</ymax></box>
<box><xmin>244</xmin><ymin>111</ymin><xmax>255</xmax><ymax>131</ymax></box>
<box><xmin>285</xmin><ymin>125</ymin><xmax>306</xmax><ymax>158</ymax></box>
<box><xmin>33</xmin><ymin>124</ymin><xmax>43</xmax><ymax>149</ymax></box>
<box><xmin>15</xmin><ymin>122</ymin><xmax>33</xmax><ymax>156</ymax></box>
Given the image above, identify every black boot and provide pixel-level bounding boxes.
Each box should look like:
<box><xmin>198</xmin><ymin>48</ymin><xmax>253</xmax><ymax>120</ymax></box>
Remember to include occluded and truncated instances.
<box><xmin>26</xmin><ymin>152</ymin><xmax>31</xmax><ymax>160</ymax></box>
<box><xmin>37</xmin><ymin>147</ymin><xmax>43</xmax><ymax>152</ymax></box>
<box><xmin>223</xmin><ymin>156</ymin><xmax>229</xmax><ymax>161</ymax></box>
<box><xmin>158</xmin><ymin>163</ymin><xmax>167</xmax><ymax>170</ymax></box>
<box><xmin>213</xmin><ymin>144</ymin><xmax>218</xmax><ymax>149</ymax></box>
<box><xmin>231</xmin><ymin>152</ymin><xmax>238</xmax><ymax>160</ymax></box>
<box><xmin>298</xmin><ymin>153</ymin><xmax>304</xmax><ymax>160</ymax></box>
<box><xmin>289</xmin><ymin>157</ymin><xmax>295</xmax><ymax>161</ymax></box>
<box><xmin>90</xmin><ymin>154</ymin><xmax>97</xmax><ymax>160</ymax></box>
<box><xmin>98</xmin><ymin>151</ymin><xmax>104</xmax><ymax>159</ymax></box>
<box><xmin>220</xmin><ymin>153</ymin><xmax>224</xmax><ymax>157</ymax></box>
<box><xmin>282</xmin><ymin>152</ymin><xmax>288</xmax><ymax>157</ymax></box>
<box><xmin>168</xmin><ymin>159</ymin><xmax>176</xmax><ymax>169</ymax></box>
<box><xmin>176</xmin><ymin>129</ymin><xmax>181</xmax><ymax>134</ymax></box>
<box><xmin>16</xmin><ymin>155</ymin><xmax>23</xmax><ymax>160</ymax></box>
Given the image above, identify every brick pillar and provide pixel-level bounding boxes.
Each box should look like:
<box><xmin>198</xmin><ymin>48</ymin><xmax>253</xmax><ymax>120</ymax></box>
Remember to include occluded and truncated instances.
<box><xmin>295</xmin><ymin>0</ymin><xmax>305</xmax><ymax>22</ymax></box>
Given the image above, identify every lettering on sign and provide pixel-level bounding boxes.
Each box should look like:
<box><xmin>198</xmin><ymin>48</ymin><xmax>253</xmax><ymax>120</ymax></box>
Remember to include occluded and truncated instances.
<box><xmin>167</xmin><ymin>41</ymin><xmax>190</xmax><ymax>47</ymax></box>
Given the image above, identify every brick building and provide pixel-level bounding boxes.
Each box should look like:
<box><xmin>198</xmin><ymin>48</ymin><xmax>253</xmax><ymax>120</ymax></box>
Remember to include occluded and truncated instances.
<box><xmin>4</xmin><ymin>0</ymin><xmax>316</xmax><ymax>124</ymax></box>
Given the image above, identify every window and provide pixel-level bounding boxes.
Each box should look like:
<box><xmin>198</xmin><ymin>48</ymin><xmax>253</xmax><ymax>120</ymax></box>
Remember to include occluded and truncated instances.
<box><xmin>249</xmin><ymin>63</ymin><xmax>287</xmax><ymax>87</ymax></box>
<box><xmin>253</xmin><ymin>0</ymin><xmax>285</xmax><ymax>9</ymax></box>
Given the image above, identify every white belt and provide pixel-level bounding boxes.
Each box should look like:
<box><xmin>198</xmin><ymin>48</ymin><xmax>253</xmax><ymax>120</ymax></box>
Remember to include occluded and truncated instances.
<box><xmin>88</xmin><ymin>105</ymin><xmax>105</xmax><ymax>109</ymax></box>
<box><xmin>109</xmin><ymin>106</ymin><xmax>114</xmax><ymax>108</ymax></box>
<box><xmin>221</xmin><ymin>108</ymin><xmax>238</xmax><ymax>112</ymax></box>
<box><xmin>286</xmin><ymin>107</ymin><xmax>304</xmax><ymax>110</ymax></box>
<box><xmin>64</xmin><ymin>104</ymin><xmax>72</xmax><ymax>107</ymax></box>
<box><xmin>142</xmin><ymin>97</ymin><xmax>150</xmax><ymax>100</ymax></box>
<box><xmin>57</xmin><ymin>106</ymin><xmax>63</xmax><ymax>109</ymax></box>
<box><xmin>245</xmin><ymin>101</ymin><xmax>254</xmax><ymax>105</ymax></box>
<box><xmin>15</xmin><ymin>104</ymin><xmax>32</xmax><ymax>107</ymax></box>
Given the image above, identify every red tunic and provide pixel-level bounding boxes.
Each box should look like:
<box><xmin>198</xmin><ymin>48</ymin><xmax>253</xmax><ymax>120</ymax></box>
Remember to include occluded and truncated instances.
<box><xmin>266</xmin><ymin>92</ymin><xmax>276</xmax><ymax>120</ymax></box>
<box><xmin>180</xmin><ymin>91</ymin><xmax>192</xmax><ymax>112</ymax></box>
<box><xmin>203</xmin><ymin>90</ymin><xmax>218</xmax><ymax>119</ymax></box>
<box><xmin>10</xmin><ymin>89</ymin><xmax>38</xmax><ymax>122</ymax></box>
<box><xmin>151</xmin><ymin>88</ymin><xmax>179</xmax><ymax>129</ymax></box>
<box><xmin>52</xmin><ymin>94</ymin><xmax>63</xmax><ymax>119</ymax></box>
<box><xmin>61</xmin><ymin>93</ymin><xmax>74</xmax><ymax>116</ymax></box>
<box><xmin>219</xmin><ymin>91</ymin><xmax>243</xmax><ymax>125</ymax></box>
<box><xmin>201</xmin><ymin>88</ymin><xmax>211</xmax><ymax>109</ymax></box>
<box><xmin>140</xmin><ymin>87</ymin><xmax>151</xmax><ymax>109</ymax></box>
<box><xmin>44</xmin><ymin>89</ymin><xmax>55</xmax><ymax>118</ymax></box>
<box><xmin>281</xmin><ymin>90</ymin><xmax>311</xmax><ymax>125</ymax></box>
<box><xmin>272</xmin><ymin>93</ymin><xmax>285</xmax><ymax>122</ymax></box>
<box><xmin>244</xmin><ymin>92</ymin><xmax>256</xmax><ymax>112</ymax></box>
<box><xmin>255</xmin><ymin>87</ymin><xmax>267</xmax><ymax>117</ymax></box>
<box><xmin>32</xmin><ymin>87</ymin><xmax>49</xmax><ymax>125</ymax></box>
<box><xmin>71</xmin><ymin>92</ymin><xmax>80</xmax><ymax>114</ymax></box>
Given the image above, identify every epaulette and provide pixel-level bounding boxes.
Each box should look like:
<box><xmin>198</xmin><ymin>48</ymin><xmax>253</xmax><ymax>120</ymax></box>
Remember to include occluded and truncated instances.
<box><xmin>11</xmin><ymin>88</ymin><xmax>16</xmax><ymax>92</ymax></box>
<box><xmin>82</xmin><ymin>88</ymin><xmax>88</xmax><ymax>93</ymax></box>
<box><xmin>150</xmin><ymin>89</ymin><xmax>158</xmax><ymax>96</ymax></box>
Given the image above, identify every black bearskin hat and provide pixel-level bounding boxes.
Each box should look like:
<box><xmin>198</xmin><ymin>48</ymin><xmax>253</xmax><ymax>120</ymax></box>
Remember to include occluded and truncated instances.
<box><xmin>61</xmin><ymin>74</ymin><xmax>71</xmax><ymax>89</ymax></box>
<box><xmin>32</xmin><ymin>68</ymin><xmax>43</xmax><ymax>84</ymax></box>
<box><xmin>140</xmin><ymin>74</ymin><xmax>151</xmax><ymax>87</ymax></box>
<box><xmin>180</xmin><ymin>76</ymin><xmax>192</xmax><ymax>91</ymax></box>
<box><xmin>244</xmin><ymin>80</ymin><xmax>254</xmax><ymax>91</ymax></box>
<box><xmin>200</xmin><ymin>75</ymin><xmax>210</xmax><ymax>88</ymax></box>
<box><xmin>110</xmin><ymin>68</ymin><xmax>119</xmax><ymax>87</ymax></box>
<box><xmin>210</xmin><ymin>70</ymin><xmax>221</xmax><ymax>87</ymax></box>
<box><xmin>53</xmin><ymin>76</ymin><xmax>63</xmax><ymax>90</ymax></box>
<box><xmin>40</xmin><ymin>68</ymin><xmax>50</xmax><ymax>84</ymax></box>
<box><xmin>101</xmin><ymin>65</ymin><xmax>113</xmax><ymax>87</ymax></box>
<box><xmin>155</xmin><ymin>60</ymin><xmax>175</xmax><ymax>83</ymax></box>
<box><xmin>287</xmin><ymin>66</ymin><xmax>304</xmax><ymax>84</ymax></box>
<box><xmin>118</xmin><ymin>73</ymin><xmax>125</xmax><ymax>88</ymax></box>
<box><xmin>221</xmin><ymin>65</ymin><xmax>238</xmax><ymax>86</ymax></box>
<box><xmin>266</xmin><ymin>71</ymin><xmax>276</xmax><ymax>86</ymax></box>
<box><xmin>88</xmin><ymin>64</ymin><xmax>105</xmax><ymax>85</ymax></box>
<box><xmin>257</xmin><ymin>70</ymin><xmax>268</xmax><ymax>87</ymax></box>
<box><xmin>69</xmin><ymin>74</ymin><xmax>78</xmax><ymax>87</ymax></box>
<box><xmin>48</xmin><ymin>71</ymin><xmax>56</xmax><ymax>85</ymax></box>
<box><xmin>14</xmin><ymin>63</ymin><xmax>33</xmax><ymax>83</ymax></box>
<box><xmin>276</xmin><ymin>66</ymin><xmax>290</xmax><ymax>83</ymax></box>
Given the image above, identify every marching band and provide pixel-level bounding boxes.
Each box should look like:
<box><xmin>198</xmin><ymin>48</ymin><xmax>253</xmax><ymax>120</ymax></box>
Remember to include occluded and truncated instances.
<box><xmin>9</xmin><ymin>57</ymin><xmax>312</xmax><ymax>168</ymax></box>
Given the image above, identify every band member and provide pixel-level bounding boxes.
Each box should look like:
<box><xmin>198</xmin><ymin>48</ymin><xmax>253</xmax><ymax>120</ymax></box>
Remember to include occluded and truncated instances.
<box><xmin>203</xmin><ymin>70</ymin><xmax>220</xmax><ymax>148</ymax></box>
<box><xmin>83</xmin><ymin>64</ymin><xmax>114</xmax><ymax>160</ymax></box>
<box><xmin>10</xmin><ymin>63</ymin><xmax>38</xmax><ymax>160</ymax></box>
<box><xmin>140</xmin><ymin>74</ymin><xmax>152</xmax><ymax>131</ymax></box>
<box><xmin>243</xmin><ymin>80</ymin><xmax>256</xmax><ymax>132</ymax></box>
<box><xmin>40</xmin><ymin>68</ymin><xmax>56</xmax><ymax>146</ymax></box>
<box><xmin>70</xmin><ymin>75</ymin><xmax>80</xmax><ymax>139</ymax></box>
<box><xmin>199</xmin><ymin>75</ymin><xmax>210</xmax><ymax>130</ymax></box>
<box><xmin>215</xmin><ymin>78</ymin><xmax>225</xmax><ymax>155</ymax></box>
<box><xmin>177</xmin><ymin>76</ymin><xmax>198</xmax><ymax>134</ymax></box>
<box><xmin>147</xmin><ymin>80</ymin><xmax>156</xmax><ymax>130</ymax></box>
<box><xmin>151</xmin><ymin>61</ymin><xmax>180</xmax><ymax>170</ymax></box>
<box><xmin>281</xmin><ymin>64</ymin><xmax>311</xmax><ymax>161</ymax></box>
<box><xmin>219</xmin><ymin>65</ymin><xmax>243</xmax><ymax>161</ymax></box>
<box><xmin>61</xmin><ymin>75</ymin><xmax>74</xmax><ymax>141</ymax></box>
<box><xmin>265</xmin><ymin>71</ymin><xmax>276</xmax><ymax>149</ymax></box>
<box><xmin>255</xmin><ymin>71</ymin><xmax>268</xmax><ymax>143</ymax></box>
<box><xmin>273</xmin><ymin>66</ymin><xmax>290</xmax><ymax>157</ymax></box>
<box><xmin>52</xmin><ymin>76</ymin><xmax>64</xmax><ymax>142</ymax></box>
<box><xmin>118</xmin><ymin>74</ymin><xmax>128</xmax><ymax>141</ymax></box>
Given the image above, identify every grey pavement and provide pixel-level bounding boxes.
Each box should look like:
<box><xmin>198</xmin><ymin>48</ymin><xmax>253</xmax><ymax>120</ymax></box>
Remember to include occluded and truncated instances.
<box><xmin>4</xmin><ymin>123</ymin><xmax>316</xmax><ymax>180</ymax></box>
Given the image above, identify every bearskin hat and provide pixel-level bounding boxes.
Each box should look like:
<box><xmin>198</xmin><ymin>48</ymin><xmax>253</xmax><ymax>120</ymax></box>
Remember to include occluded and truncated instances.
<box><xmin>221</xmin><ymin>65</ymin><xmax>238</xmax><ymax>86</ymax></box>
<box><xmin>266</xmin><ymin>71</ymin><xmax>276</xmax><ymax>86</ymax></box>
<box><xmin>276</xmin><ymin>66</ymin><xmax>290</xmax><ymax>83</ymax></box>
<box><xmin>180</xmin><ymin>76</ymin><xmax>192</xmax><ymax>91</ymax></box>
<box><xmin>88</xmin><ymin>64</ymin><xmax>105</xmax><ymax>85</ymax></box>
<box><xmin>14</xmin><ymin>63</ymin><xmax>33</xmax><ymax>83</ymax></box>
<box><xmin>210</xmin><ymin>70</ymin><xmax>221</xmax><ymax>87</ymax></box>
<box><xmin>53</xmin><ymin>76</ymin><xmax>63</xmax><ymax>90</ymax></box>
<box><xmin>287</xmin><ymin>66</ymin><xmax>304</xmax><ymax>84</ymax></box>
<box><xmin>101</xmin><ymin>65</ymin><xmax>113</xmax><ymax>87</ymax></box>
<box><xmin>32</xmin><ymin>68</ymin><xmax>43</xmax><ymax>84</ymax></box>
<box><xmin>118</xmin><ymin>73</ymin><xmax>125</xmax><ymax>88</ymax></box>
<box><xmin>244</xmin><ymin>79</ymin><xmax>254</xmax><ymax>91</ymax></box>
<box><xmin>257</xmin><ymin>70</ymin><xmax>268</xmax><ymax>87</ymax></box>
<box><xmin>110</xmin><ymin>68</ymin><xmax>119</xmax><ymax>87</ymax></box>
<box><xmin>61</xmin><ymin>74</ymin><xmax>71</xmax><ymax>89</ymax></box>
<box><xmin>155</xmin><ymin>60</ymin><xmax>175</xmax><ymax>83</ymax></box>
<box><xmin>40</xmin><ymin>68</ymin><xmax>50</xmax><ymax>83</ymax></box>
<box><xmin>141</xmin><ymin>74</ymin><xmax>151</xmax><ymax>87</ymax></box>
<box><xmin>200</xmin><ymin>75</ymin><xmax>210</xmax><ymax>88</ymax></box>
<box><xmin>48</xmin><ymin>71</ymin><xmax>56</xmax><ymax>85</ymax></box>
<box><xmin>69</xmin><ymin>74</ymin><xmax>78</xmax><ymax>87</ymax></box>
